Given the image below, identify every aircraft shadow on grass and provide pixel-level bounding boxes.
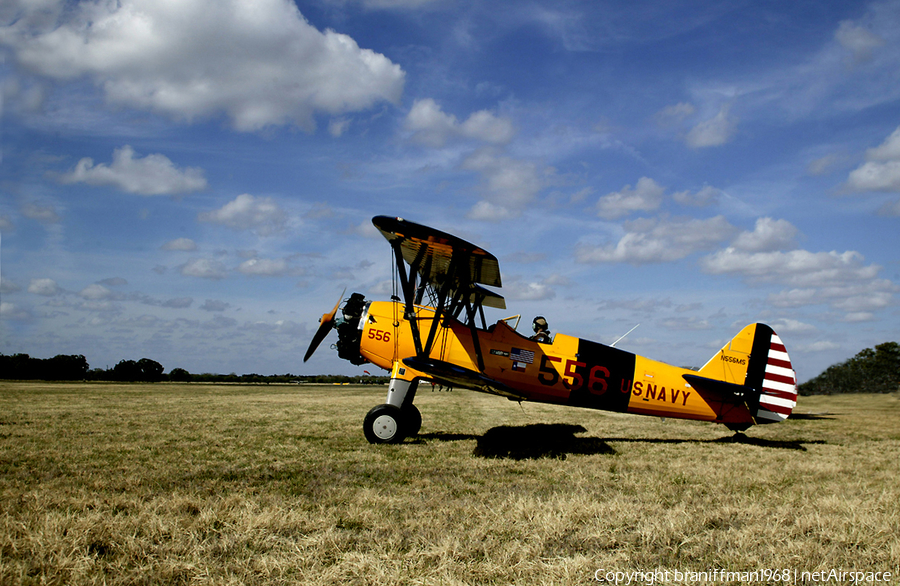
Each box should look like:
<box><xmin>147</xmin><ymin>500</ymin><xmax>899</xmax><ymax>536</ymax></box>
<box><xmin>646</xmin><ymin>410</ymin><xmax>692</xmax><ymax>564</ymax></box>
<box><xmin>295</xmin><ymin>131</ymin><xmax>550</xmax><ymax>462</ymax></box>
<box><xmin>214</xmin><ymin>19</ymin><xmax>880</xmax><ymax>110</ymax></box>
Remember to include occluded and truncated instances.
<box><xmin>786</xmin><ymin>412</ymin><xmax>836</xmax><ymax>420</ymax></box>
<box><xmin>419</xmin><ymin>423</ymin><xmax>614</xmax><ymax>460</ymax></box>
<box><xmin>416</xmin><ymin>423</ymin><xmax>825</xmax><ymax>460</ymax></box>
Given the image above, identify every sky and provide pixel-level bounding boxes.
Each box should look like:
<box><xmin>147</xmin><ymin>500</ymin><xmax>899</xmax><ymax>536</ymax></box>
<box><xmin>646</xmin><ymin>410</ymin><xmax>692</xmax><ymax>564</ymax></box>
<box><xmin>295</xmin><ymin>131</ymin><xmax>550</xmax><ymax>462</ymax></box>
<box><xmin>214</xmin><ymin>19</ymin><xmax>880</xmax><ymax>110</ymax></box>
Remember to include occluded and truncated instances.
<box><xmin>1</xmin><ymin>0</ymin><xmax>898</xmax><ymax>382</ymax></box>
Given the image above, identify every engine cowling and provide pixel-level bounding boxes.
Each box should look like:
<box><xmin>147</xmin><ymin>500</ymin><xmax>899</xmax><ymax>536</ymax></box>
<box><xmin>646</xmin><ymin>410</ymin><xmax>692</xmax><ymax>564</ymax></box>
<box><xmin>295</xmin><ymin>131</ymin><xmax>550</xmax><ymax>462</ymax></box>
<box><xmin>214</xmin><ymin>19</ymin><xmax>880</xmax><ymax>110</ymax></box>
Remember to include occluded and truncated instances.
<box><xmin>335</xmin><ymin>292</ymin><xmax>368</xmax><ymax>365</ymax></box>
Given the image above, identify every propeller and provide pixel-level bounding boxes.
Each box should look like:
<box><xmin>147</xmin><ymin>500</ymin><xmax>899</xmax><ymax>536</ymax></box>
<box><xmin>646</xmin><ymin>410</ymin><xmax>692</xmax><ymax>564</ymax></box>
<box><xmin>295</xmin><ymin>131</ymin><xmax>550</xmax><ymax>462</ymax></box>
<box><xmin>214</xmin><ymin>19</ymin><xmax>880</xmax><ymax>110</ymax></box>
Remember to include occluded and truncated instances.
<box><xmin>303</xmin><ymin>289</ymin><xmax>345</xmax><ymax>362</ymax></box>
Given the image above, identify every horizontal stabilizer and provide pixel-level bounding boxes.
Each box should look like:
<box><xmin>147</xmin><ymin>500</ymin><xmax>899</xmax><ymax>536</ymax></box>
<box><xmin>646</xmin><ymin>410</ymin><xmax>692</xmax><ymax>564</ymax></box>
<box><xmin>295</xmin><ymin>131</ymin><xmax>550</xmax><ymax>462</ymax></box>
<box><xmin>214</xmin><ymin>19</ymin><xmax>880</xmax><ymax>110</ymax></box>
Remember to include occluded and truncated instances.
<box><xmin>682</xmin><ymin>374</ymin><xmax>751</xmax><ymax>402</ymax></box>
<box><xmin>402</xmin><ymin>356</ymin><xmax>524</xmax><ymax>399</ymax></box>
<box><xmin>471</xmin><ymin>284</ymin><xmax>506</xmax><ymax>310</ymax></box>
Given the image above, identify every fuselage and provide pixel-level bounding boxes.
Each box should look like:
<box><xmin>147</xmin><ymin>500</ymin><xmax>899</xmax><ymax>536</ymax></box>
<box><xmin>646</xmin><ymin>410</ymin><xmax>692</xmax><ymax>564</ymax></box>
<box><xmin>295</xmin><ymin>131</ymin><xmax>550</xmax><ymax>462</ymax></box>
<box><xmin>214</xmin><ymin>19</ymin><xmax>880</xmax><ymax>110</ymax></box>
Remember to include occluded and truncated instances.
<box><xmin>354</xmin><ymin>300</ymin><xmax>754</xmax><ymax>427</ymax></box>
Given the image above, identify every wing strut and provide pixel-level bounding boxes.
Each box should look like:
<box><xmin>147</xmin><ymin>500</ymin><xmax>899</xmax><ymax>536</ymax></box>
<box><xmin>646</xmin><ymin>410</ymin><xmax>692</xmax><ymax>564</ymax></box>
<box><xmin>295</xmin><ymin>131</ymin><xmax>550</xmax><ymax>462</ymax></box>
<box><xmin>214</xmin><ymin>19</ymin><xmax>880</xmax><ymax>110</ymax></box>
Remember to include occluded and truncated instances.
<box><xmin>376</xmin><ymin>215</ymin><xmax>506</xmax><ymax>371</ymax></box>
<box><xmin>392</xmin><ymin>239</ymin><xmax>424</xmax><ymax>356</ymax></box>
<box><xmin>464</xmin><ymin>291</ymin><xmax>486</xmax><ymax>371</ymax></box>
<box><xmin>422</xmin><ymin>254</ymin><xmax>458</xmax><ymax>358</ymax></box>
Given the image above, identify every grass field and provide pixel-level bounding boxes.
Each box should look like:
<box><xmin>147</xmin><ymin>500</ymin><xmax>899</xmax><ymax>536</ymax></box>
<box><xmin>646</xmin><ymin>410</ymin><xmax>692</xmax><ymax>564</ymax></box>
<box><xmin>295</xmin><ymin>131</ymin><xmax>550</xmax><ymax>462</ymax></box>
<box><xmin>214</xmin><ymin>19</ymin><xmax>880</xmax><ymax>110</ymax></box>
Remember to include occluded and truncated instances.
<box><xmin>1</xmin><ymin>382</ymin><xmax>898</xmax><ymax>585</ymax></box>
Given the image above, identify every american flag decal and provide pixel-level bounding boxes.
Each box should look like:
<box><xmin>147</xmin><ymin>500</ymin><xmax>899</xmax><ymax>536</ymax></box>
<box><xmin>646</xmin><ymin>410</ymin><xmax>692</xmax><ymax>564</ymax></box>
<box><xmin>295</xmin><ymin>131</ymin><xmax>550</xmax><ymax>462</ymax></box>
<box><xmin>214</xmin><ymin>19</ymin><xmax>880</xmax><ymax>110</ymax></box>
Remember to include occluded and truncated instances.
<box><xmin>756</xmin><ymin>333</ymin><xmax>797</xmax><ymax>422</ymax></box>
<box><xmin>510</xmin><ymin>348</ymin><xmax>534</xmax><ymax>364</ymax></box>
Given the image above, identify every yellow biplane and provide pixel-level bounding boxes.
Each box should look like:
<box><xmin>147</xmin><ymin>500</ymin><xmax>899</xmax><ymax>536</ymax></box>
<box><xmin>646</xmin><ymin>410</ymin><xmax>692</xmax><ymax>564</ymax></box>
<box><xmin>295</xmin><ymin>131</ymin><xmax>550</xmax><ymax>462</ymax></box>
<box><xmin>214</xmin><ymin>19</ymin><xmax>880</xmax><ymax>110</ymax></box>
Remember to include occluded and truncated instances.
<box><xmin>304</xmin><ymin>216</ymin><xmax>798</xmax><ymax>444</ymax></box>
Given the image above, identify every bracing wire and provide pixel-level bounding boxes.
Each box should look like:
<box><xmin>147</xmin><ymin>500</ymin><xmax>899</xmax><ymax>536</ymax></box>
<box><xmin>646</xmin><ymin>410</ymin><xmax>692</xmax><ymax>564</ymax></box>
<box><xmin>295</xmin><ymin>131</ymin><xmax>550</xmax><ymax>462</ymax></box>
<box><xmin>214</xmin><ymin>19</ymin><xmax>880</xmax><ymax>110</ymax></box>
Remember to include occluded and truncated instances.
<box><xmin>390</xmin><ymin>246</ymin><xmax>400</xmax><ymax>360</ymax></box>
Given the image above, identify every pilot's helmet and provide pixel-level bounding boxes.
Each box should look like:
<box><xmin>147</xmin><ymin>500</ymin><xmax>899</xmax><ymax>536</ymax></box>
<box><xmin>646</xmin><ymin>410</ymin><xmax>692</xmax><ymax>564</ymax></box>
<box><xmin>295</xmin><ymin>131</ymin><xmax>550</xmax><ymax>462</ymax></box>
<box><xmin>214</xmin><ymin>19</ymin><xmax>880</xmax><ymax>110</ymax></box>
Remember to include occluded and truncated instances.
<box><xmin>533</xmin><ymin>316</ymin><xmax>548</xmax><ymax>332</ymax></box>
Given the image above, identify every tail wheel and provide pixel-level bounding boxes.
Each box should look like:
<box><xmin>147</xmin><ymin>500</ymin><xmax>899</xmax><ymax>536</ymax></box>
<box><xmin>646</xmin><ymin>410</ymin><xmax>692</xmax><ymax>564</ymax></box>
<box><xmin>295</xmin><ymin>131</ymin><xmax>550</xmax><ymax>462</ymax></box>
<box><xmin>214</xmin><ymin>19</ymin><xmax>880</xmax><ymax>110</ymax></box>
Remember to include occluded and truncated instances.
<box><xmin>402</xmin><ymin>404</ymin><xmax>422</xmax><ymax>438</ymax></box>
<box><xmin>363</xmin><ymin>404</ymin><xmax>404</xmax><ymax>444</ymax></box>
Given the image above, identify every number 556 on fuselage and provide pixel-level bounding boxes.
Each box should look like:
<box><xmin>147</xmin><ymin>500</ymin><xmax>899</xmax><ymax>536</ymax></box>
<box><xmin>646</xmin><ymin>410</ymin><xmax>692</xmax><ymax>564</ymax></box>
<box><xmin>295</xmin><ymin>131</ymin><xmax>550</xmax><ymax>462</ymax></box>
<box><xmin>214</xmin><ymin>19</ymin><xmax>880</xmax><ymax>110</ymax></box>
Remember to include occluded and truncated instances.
<box><xmin>304</xmin><ymin>216</ymin><xmax>798</xmax><ymax>444</ymax></box>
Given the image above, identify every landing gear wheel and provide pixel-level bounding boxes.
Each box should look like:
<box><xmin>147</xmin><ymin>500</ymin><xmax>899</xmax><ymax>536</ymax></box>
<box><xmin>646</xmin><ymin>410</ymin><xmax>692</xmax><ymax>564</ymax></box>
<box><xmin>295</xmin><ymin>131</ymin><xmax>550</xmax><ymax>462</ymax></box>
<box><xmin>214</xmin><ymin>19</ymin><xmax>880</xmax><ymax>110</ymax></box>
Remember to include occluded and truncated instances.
<box><xmin>402</xmin><ymin>404</ymin><xmax>422</xmax><ymax>438</ymax></box>
<box><xmin>363</xmin><ymin>404</ymin><xmax>404</xmax><ymax>444</ymax></box>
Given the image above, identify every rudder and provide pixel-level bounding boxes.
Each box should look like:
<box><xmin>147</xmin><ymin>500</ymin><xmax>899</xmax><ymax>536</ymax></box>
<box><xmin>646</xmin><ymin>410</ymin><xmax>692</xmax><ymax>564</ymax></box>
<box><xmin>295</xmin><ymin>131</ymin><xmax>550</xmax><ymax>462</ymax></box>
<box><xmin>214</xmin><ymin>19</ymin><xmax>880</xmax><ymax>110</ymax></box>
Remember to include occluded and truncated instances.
<box><xmin>698</xmin><ymin>323</ymin><xmax>797</xmax><ymax>424</ymax></box>
<box><xmin>747</xmin><ymin>324</ymin><xmax>797</xmax><ymax>423</ymax></box>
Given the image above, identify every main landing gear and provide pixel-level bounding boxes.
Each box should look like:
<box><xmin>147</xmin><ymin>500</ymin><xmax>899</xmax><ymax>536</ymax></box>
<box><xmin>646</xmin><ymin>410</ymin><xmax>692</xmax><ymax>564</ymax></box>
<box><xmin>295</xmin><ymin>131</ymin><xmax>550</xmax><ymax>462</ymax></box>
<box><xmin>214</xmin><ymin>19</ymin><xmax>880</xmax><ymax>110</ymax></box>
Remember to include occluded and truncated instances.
<box><xmin>363</xmin><ymin>375</ymin><xmax>421</xmax><ymax>444</ymax></box>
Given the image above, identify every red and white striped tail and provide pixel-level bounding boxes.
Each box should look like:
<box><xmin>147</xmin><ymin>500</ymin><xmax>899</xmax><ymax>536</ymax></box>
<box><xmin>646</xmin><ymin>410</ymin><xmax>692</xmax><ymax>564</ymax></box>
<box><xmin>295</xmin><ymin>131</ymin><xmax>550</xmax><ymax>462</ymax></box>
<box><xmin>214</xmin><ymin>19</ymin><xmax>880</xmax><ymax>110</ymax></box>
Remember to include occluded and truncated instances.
<box><xmin>756</xmin><ymin>332</ymin><xmax>797</xmax><ymax>422</ymax></box>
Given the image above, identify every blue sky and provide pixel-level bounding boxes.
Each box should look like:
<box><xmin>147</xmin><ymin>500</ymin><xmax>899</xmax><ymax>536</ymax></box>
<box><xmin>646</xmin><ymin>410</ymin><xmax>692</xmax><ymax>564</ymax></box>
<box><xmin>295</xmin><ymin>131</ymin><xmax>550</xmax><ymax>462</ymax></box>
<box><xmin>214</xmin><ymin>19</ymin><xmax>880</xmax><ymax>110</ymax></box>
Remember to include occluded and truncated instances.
<box><xmin>1</xmin><ymin>0</ymin><xmax>898</xmax><ymax>381</ymax></box>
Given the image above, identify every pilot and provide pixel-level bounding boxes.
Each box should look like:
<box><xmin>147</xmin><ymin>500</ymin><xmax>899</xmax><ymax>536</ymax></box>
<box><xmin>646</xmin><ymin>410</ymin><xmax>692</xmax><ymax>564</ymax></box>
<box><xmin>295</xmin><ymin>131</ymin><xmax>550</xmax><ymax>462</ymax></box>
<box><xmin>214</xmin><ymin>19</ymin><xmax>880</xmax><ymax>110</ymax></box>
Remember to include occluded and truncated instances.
<box><xmin>531</xmin><ymin>316</ymin><xmax>551</xmax><ymax>343</ymax></box>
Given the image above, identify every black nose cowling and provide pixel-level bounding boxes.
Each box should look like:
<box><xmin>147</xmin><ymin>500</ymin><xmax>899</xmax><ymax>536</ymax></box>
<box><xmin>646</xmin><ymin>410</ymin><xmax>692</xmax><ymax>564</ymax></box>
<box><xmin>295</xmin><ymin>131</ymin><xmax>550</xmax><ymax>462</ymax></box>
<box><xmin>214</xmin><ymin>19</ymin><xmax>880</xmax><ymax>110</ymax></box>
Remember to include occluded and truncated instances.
<box><xmin>335</xmin><ymin>292</ymin><xmax>368</xmax><ymax>366</ymax></box>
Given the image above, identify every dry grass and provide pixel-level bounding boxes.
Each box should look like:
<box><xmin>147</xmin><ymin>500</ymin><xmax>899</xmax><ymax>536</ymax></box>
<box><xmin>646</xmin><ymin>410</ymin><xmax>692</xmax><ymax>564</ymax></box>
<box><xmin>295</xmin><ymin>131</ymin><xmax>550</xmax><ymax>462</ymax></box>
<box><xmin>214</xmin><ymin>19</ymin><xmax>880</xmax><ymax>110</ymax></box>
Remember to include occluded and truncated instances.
<box><xmin>1</xmin><ymin>381</ymin><xmax>898</xmax><ymax>585</ymax></box>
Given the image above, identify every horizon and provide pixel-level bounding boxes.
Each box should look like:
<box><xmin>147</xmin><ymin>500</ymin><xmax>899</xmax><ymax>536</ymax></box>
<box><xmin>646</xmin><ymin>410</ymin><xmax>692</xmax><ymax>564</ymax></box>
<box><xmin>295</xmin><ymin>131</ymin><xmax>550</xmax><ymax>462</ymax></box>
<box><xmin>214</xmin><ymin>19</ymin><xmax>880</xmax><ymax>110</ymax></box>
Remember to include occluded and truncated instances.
<box><xmin>2</xmin><ymin>0</ymin><xmax>899</xmax><ymax>383</ymax></box>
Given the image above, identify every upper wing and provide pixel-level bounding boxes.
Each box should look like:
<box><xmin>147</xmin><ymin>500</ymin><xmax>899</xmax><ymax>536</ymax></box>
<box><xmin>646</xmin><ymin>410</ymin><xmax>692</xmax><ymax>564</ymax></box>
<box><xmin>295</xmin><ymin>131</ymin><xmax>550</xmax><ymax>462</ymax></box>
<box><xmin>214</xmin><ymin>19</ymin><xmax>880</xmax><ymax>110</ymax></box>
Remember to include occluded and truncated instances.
<box><xmin>373</xmin><ymin>215</ymin><xmax>505</xmax><ymax>309</ymax></box>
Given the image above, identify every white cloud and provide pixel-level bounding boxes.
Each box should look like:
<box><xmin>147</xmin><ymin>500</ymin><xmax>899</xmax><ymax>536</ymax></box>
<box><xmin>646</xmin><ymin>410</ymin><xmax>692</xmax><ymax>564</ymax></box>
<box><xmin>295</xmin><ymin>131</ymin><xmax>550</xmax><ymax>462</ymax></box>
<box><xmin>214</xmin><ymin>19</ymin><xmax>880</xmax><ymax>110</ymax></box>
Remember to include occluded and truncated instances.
<box><xmin>199</xmin><ymin>194</ymin><xmax>288</xmax><ymax>236</ymax></box>
<box><xmin>460</xmin><ymin>109</ymin><xmax>516</xmax><ymax>144</ymax></box>
<box><xmin>807</xmin><ymin>154</ymin><xmax>844</xmax><ymax>176</ymax></box>
<box><xmin>21</xmin><ymin>202</ymin><xmax>60</xmax><ymax>223</ymax></box>
<box><xmin>831</xmin><ymin>287</ymin><xmax>893</xmax><ymax>313</ymax></box>
<box><xmin>503</xmin><ymin>275</ymin><xmax>560</xmax><ymax>301</ymax></box>
<box><xmin>203</xmin><ymin>315</ymin><xmax>238</xmax><ymax>330</ymax></box>
<box><xmin>767</xmin><ymin>288</ymin><xmax>818</xmax><ymax>308</ymax></box>
<box><xmin>244</xmin><ymin>319</ymin><xmax>306</xmax><ymax>337</ymax></box>
<box><xmin>731</xmin><ymin>217</ymin><xmax>799</xmax><ymax>252</ymax></box>
<box><xmin>846</xmin><ymin>161</ymin><xmax>900</xmax><ymax>192</ymax></box>
<box><xmin>200</xmin><ymin>299</ymin><xmax>231</xmax><ymax>312</ymax></box>
<box><xmin>328</xmin><ymin>118</ymin><xmax>352</xmax><ymax>137</ymax></box>
<box><xmin>655</xmin><ymin>102</ymin><xmax>695</xmax><ymax>127</ymax></box>
<box><xmin>361</xmin><ymin>0</ymin><xmax>441</xmax><ymax>8</ymax></box>
<box><xmin>510</xmin><ymin>282</ymin><xmax>555</xmax><ymax>301</ymax></box>
<box><xmin>865</xmin><ymin>125</ymin><xmax>900</xmax><ymax>161</ymax></box>
<box><xmin>405</xmin><ymin>99</ymin><xmax>455</xmax><ymax>147</ymax></box>
<box><xmin>28</xmin><ymin>278</ymin><xmax>61</xmax><ymax>296</ymax></box>
<box><xmin>467</xmin><ymin>200</ymin><xmax>516</xmax><ymax>222</ymax></box>
<box><xmin>659</xmin><ymin>317</ymin><xmax>711</xmax><ymax>331</ymax></box>
<box><xmin>79</xmin><ymin>284</ymin><xmax>112</xmax><ymax>300</ymax></box>
<box><xmin>2</xmin><ymin>0</ymin><xmax>405</xmax><ymax>132</ymax></box>
<box><xmin>595</xmin><ymin>177</ymin><xmax>665</xmax><ymax>220</ymax></box>
<box><xmin>161</xmin><ymin>238</ymin><xmax>198</xmax><ymax>251</ymax></box>
<box><xmin>576</xmin><ymin>215</ymin><xmax>736</xmax><ymax>264</ymax></box>
<box><xmin>701</xmin><ymin>248</ymin><xmax>881</xmax><ymax>288</ymax></box>
<box><xmin>237</xmin><ymin>258</ymin><xmax>288</xmax><ymax>277</ymax></box>
<box><xmin>845</xmin><ymin>125</ymin><xmax>900</xmax><ymax>193</ymax></box>
<box><xmin>835</xmin><ymin>20</ymin><xmax>885</xmax><ymax>64</ymax></box>
<box><xmin>685</xmin><ymin>105</ymin><xmax>737</xmax><ymax>148</ymax></box>
<box><xmin>461</xmin><ymin>148</ymin><xmax>543</xmax><ymax>220</ymax></box>
<box><xmin>802</xmin><ymin>341</ymin><xmax>841</xmax><ymax>352</ymax></box>
<box><xmin>60</xmin><ymin>146</ymin><xmax>207</xmax><ymax>195</ymax></box>
<box><xmin>767</xmin><ymin>318</ymin><xmax>816</xmax><ymax>334</ymax></box>
<box><xmin>162</xmin><ymin>297</ymin><xmax>193</xmax><ymax>309</ymax></box>
<box><xmin>672</xmin><ymin>185</ymin><xmax>721</xmax><ymax>207</ymax></box>
<box><xmin>99</xmin><ymin>277</ymin><xmax>128</xmax><ymax>287</ymax></box>
<box><xmin>0</xmin><ymin>277</ymin><xmax>21</xmax><ymax>294</ymax></box>
<box><xmin>180</xmin><ymin>259</ymin><xmax>228</xmax><ymax>280</ymax></box>
<box><xmin>713</xmin><ymin>244</ymin><xmax>895</xmax><ymax>319</ymax></box>
<box><xmin>842</xmin><ymin>312</ymin><xmax>876</xmax><ymax>323</ymax></box>
<box><xmin>0</xmin><ymin>301</ymin><xmax>32</xmax><ymax>321</ymax></box>
<box><xmin>598</xmin><ymin>297</ymin><xmax>673</xmax><ymax>314</ymax></box>
<box><xmin>77</xmin><ymin>299</ymin><xmax>120</xmax><ymax>313</ymax></box>
<box><xmin>405</xmin><ymin>98</ymin><xmax>514</xmax><ymax>148</ymax></box>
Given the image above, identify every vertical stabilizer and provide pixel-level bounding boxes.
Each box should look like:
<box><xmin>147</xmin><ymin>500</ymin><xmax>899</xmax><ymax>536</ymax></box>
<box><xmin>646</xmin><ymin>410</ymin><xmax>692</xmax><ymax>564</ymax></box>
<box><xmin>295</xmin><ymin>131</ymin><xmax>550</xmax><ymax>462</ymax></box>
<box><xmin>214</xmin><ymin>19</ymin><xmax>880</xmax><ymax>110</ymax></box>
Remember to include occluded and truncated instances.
<box><xmin>748</xmin><ymin>325</ymin><xmax>798</xmax><ymax>423</ymax></box>
<box><xmin>698</xmin><ymin>323</ymin><xmax>797</xmax><ymax>424</ymax></box>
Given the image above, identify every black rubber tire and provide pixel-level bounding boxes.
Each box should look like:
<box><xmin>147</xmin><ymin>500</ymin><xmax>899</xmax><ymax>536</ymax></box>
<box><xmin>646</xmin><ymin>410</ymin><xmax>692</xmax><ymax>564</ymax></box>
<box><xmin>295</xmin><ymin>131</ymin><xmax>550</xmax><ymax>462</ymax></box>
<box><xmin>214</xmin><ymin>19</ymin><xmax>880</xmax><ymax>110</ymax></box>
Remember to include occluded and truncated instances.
<box><xmin>363</xmin><ymin>404</ymin><xmax>404</xmax><ymax>444</ymax></box>
<box><xmin>402</xmin><ymin>404</ymin><xmax>422</xmax><ymax>438</ymax></box>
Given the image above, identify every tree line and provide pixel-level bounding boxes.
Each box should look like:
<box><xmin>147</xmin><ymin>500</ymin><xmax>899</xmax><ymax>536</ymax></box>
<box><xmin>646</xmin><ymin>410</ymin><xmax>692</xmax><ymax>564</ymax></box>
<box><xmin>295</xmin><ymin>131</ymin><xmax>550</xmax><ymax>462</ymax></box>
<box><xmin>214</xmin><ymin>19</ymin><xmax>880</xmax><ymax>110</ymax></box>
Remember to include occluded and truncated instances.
<box><xmin>4</xmin><ymin>341</ymin><xmax>898</xmax><ymax>392</ymax></box>
<box><xmin>797</xmin><ymin>341</ymin><xmax>900</xmax><ymax>395</ymax></box>
<box><xmin>0</xmin><ymin>353</ymin><xmax>388</xmax><ymax>384</ymax></box>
